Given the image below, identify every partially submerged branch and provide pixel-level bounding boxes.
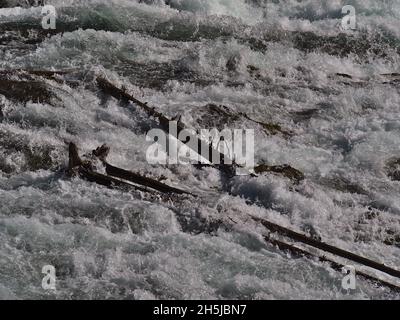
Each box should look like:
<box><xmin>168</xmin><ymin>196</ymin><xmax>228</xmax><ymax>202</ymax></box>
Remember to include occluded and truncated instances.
<box><xmin>265</xmin><ymin>236</ymin><xmax>400</xmax><ymax>293</ymax></box>
<box><xmin>96</xmin><ymin>77</ymin><xmax>235</xmax><ymax>171</ymax></box>
<box><xmin>68</xmin><ymin>142</ymin><xmax>194</xmax><ymax>197</ymax></box>
<box><xmin>252</xmin><ymin>215</ymin><xmax>400</xmax><ymax>280</ymax></box>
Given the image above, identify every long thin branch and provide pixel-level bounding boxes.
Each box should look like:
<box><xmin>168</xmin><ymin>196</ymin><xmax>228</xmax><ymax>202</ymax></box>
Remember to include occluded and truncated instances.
<box><xmin>252</xmin><ymin>215</ymin><xmax>400</xmax><ymax>280</ymax></box>
<box><xmin>264</xmin><ymin>236</ymin><xmax>400</xmax><ymax>293</ymax></box>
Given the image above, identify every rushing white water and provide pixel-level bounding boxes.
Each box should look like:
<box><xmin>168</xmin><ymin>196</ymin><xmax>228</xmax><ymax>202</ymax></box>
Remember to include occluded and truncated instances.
<box><xmin>0</xmin><ymin>0</ymin><xmax>400</xmax><ymax>299</ymax></box>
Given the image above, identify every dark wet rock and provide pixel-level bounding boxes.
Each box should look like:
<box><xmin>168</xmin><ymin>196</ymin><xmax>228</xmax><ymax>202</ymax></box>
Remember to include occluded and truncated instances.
<box><xmin>126</xmin><ymin>211</ymin><xmax>147</xmax><ymax>235</ymax></box>
<box><xmin>34</xmin><ymin>254</ymin><xmax>76</xmax><ymax>280</ymax></box>
<box><xmin>195</xmin><ymin>103</ymin><xmax>291</xmax><ymax>137</ymax></box>
<box><xmin>359</xmin><ymin>209</ymin><xmax>380</xmax><ymax>222</ymax></box>
<box><xmin>0</xmin><ymin>103</ymin><xmax>4</xmax><ymax>122</ymax></box>
<box><xmin>246</xmin><ymin>65</ymin><xmax>263</xmax><ymax>80</ymax></box>
<box><xmin>240</xmin><ymin>30</ymin><xmax>400</xmax><ymax>60</ymax></box>
<box><xmin>334</xmin><ymin>73</ymin><xmax>353</xmax><ymax>79</ymax></box>
<box><xmin>257</xmin><ymin>120</ymin><xmax>290</xmax><ymax>136</ymax></box>
<box><xmin>291</xmin><ymin>31</ymin><xmax>399</xmax><ymax>60</ymax></box>
<box><xmin>384</xmin><ymin>230</ymin><xmax>400</xmax><ymax>247</ymax></box>
<box><xmin>0</xmin><ymin>146</ymin><xmax>55</xmax><ymax>173</ymax></box>
<box><xmin>24</xmin><ymin>146</ymin><xmax>54</xmax><ymax>171</ymax></box>
<box><xmin>226</xmin><ymin>54</ymin><xmax>242</xmax><ymax>72</ymax></box>
<box><xmin>113</xmin><ymin>59</ymin><xmax>215</xmax><ymax>90</ymax></box>
<box><xmin>196</xmin><ymin>104</ymin><xmax>240</xmax><ymax>130</ymax></box>
<box><xmin>247</xmin><ymin>65</ymin><xmax>259</xmax><ymax>73</ymax></box>
<box><xmin>385</xmin><ymin>158</ymin><xmax>400</xmax><ymax>181</ymax></box>
<box><xmin>107</xmin><ymin>210</ymin><xmax>129</xmax><ymax>234</ymax></box>
<box><xmin>244</xmin><ymin>37</ymin><xmax>268</xmax><ymax>52</ymax></box>
<box><xmin>0</xmin><ymin>0</ymin><xmax>44</xmax><ymax>7</ymax></box>
<box><xmin>151</xmin><ymin>17</ymin><xmax>234</xmax><ymax>42</ymax></box>
<box><xmin>254</xmin><ymin>164</ymin><xmax>305</xmax><ymax>183</ymax></box>
<box><xmin>0</xmin><ymin>79</ymin><xmax>52</xmax><ymax>103</ymax></box>
<box><xmin>0</xmin><ymin>131</ymin><xmax>56</xmax><ymax>173</ymax></box>
<box><xmin>0</xmin><ymin>71</ymin><xmax>54</xmax><ymax>104</ymax></box>
<box><xmin>302</xmin><ymin>223</ymin><xmax>322</xmax><ymax>241</ymax></box>
<box><xmin>238</xmin><ymin>112</ymin><xmax>292</xmax><ymax>137</ymax></box>
<box><xmin>177</xmin><ymin>213</ymin><xmax>225</xmax><ymax>235</ymax></box>
<box><xmin>354</xmin><ymin>210</ymin><xmax>400</xmax><ymax>248</ymax></box>
<box><xmin>292</xmin><ymin>108</ymin><xmax>320</xmax><ymax>123</ymax></box>
<box><xmin>328</xmin><ymin>73</ymin><xmax>369</xmax><ymax>87</ymax></box>
<box><xmin>319</xmin><ymin>176</ymin><xmax>367</xmax><ymax>195</ymax></box>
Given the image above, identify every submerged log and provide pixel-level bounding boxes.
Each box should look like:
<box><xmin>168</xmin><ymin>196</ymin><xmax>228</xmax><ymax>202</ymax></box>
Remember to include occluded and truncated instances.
<box><xmin>68</xmin><ymin>142</ymin><xmax>194</xmax><ymax>196</ymax></box>
<box><xmin>96</xmin><ymin>77</ymin><xmax>237</xmax><ymax>171</ymax></box>
<box><xmin>265</xmin><ymin>236</ymin><xmax>400</xmax><ymax>293</ymax></box>
<box><xmin>252</xmin><ymin>215</ymin><xmax>400</xmax><ymax>280</ymax></box>
<box><xmin>104</xmin><ymin>162</ymin><xmax>194</xmax><ymax>196</ymax></box>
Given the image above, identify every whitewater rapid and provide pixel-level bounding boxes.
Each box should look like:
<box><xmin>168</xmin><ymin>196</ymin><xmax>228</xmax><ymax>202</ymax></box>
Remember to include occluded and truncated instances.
<box><xmin>0</xmin><ymin>0</ymin><xmax>400</xmax><ymax>299</ymax></box>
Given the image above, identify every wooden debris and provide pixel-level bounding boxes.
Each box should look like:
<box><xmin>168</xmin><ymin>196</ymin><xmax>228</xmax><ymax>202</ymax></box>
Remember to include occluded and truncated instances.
<box><xmin>264</xmin><ymin>236</ymin><xmax>400</xmax><ymax>293</ymax></box>
<box><xmin>252</xmin><ymin>215</ymin><xmax>400</xmax><ymax>280</ymax></box>
<box><xmin>89</xmin><ymin>143</ymin><xmax>195</xmax><ymax>196</ymax></box>
<box><xmin>96</xmin><ymin>77</ymin><xmax>237</xmax><ymax>172</ymax></box>
<box><xmin>104</xmin><ymin>162</ymin><xmax>194</xmax><ymax>196</ymax></box>
<box><xmin>68</xmin><ymin>142</ymin><xmax>194</xmax><ymax>197</ymax></box>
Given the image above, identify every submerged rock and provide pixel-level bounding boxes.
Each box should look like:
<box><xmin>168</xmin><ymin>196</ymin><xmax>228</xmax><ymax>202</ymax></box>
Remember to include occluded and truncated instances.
<box><xmin>196</xmin><ymin>104</ymin><xmax>240</xmax><ymax>130</ymax></box>
<box><xmin>254</xmin><ymin>164</ymin><xmax>305</xmax><ymax>183</ymax></box>
<box><xmin>196</xmin><ymin>103</ymin><xmax>291</xmax><ymax>137</ymax></box>
<box><xmin>0</xmin><ymin>131</ymin><xmax>56</xmax><ymax>174</ymax></box>
<box><xmin>0</xmin><ymin>0</ymin><xmax>44</xmax><ymax>8</ymax></box>
<box><xmin>319</xmin><ymin>176</ymin><xmax>368</xmax><ymax>195</ymax></box>
<box><xmin>385</xmin><ymin>158</ymin><xmax>400</xmax><ymax>181</ymax></box>
<box><xmin>0</xmin><ymin>71</ymin><xmax>54</xmax><ymax>104</ymax></box>
<box><xmin>355</xmin><ymin>210</ymin><xmax>400</xmax><ymax>248</ymax></box>
<box><xmin>292</xmin><ymin>108</ymin><xmax>320</xmax><ymax>123</ymax></box>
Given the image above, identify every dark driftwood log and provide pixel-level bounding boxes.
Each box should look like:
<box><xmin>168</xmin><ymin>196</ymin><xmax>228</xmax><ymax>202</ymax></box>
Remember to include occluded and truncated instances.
<box><xmin>96</xmin><ymin>77</ymin><xmax>233</xmax><ymax>168</ymax></box>
<box><xmin>104</xmin><ymin>162</ymin><xmax>195</xmax><ymax>196</ymax></box>
<box><xmin>68</xmin><ymin>142</ymin><xmax>193</xmax><ymax>196</ymax></box>
<box><xmin>77</xmin><ymin>167</ymin><xmax>150</xmax><ymax>193</ymax></box>
<box><xmin>265</xmin><ymin>236</ymin><xmax>400</xmax><ymax>293</ymax></box>
<box><xmin>253</xmin><ymin>216</ymin><xmax>400</xmax><ymax>280</ymax></box>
